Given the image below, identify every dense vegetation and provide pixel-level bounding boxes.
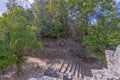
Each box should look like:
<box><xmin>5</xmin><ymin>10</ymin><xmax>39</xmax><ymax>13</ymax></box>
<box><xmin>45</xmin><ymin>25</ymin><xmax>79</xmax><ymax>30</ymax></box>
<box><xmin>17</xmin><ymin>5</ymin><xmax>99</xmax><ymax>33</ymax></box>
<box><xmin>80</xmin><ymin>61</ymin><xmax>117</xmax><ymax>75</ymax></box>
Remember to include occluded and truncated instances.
<box><xmin>32</xmin><ymin>0</ymin><xmax>70</xmax><ymax>38</ymax></box>
<box><xmin>0</xmin><ymin>4</ymin><xmax>42</xmax><ymax>74</ymax></box>
<box><xmin>0</xmin><ymin>0</ymin><xmax>120</xmax><ymax>76</ymax></box>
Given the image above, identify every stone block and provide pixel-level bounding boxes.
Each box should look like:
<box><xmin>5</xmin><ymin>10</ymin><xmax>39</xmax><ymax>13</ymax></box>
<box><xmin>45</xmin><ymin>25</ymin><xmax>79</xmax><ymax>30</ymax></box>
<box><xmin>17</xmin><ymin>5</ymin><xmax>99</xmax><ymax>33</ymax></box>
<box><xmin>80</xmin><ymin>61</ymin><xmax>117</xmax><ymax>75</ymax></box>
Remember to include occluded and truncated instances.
<box><xmin>63</xmin><ymin>72</ymin><xmax>73</xmax><ymax>80</ymax></box>
<box><xmin>44</xmin><ymin>67</ymin><xmax>57</xmax><ymax>77</ymax></box>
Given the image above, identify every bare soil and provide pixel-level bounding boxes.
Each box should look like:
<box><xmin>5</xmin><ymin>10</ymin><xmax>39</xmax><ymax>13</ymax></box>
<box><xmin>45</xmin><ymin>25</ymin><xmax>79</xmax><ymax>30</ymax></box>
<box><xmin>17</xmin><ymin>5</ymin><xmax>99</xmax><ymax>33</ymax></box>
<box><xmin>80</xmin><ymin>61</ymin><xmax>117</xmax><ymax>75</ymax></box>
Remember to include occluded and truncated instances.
<box><xmin>3</xmin><ymin>56</ymin><xmax>63</xmax><ymax>80</ymax></box>
<box><xmin>2</xmin><ymin>37</ymin><xmax>104</xmax><ymax>80</ymax></box>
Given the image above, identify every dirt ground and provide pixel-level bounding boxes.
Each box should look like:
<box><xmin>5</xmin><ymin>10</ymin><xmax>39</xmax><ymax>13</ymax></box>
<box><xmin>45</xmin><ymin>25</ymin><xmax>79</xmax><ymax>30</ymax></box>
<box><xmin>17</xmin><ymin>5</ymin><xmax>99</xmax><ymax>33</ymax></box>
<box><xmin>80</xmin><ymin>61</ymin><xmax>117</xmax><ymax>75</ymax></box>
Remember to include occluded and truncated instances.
<box><xmin>2</xmin><ymin>38</ymin><xmax>104</xmax><ymax>80</ymax></box>
<box><xmin>3</xmin><ymin>56</ymin><xmax>63</xmax><ymax>80</ymax></box>
<box><xmin>2</xmin><ymin>56</ymin><xmax>104</xmax><ymax>80</ymax></box>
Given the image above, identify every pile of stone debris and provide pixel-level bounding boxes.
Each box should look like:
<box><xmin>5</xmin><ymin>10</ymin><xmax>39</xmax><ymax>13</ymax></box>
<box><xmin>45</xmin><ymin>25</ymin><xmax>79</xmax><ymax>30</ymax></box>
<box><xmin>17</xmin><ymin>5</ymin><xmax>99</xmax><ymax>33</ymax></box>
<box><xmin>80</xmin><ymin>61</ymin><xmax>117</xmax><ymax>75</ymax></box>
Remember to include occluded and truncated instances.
<box><xmin>28</xmin><ymin>67</ymin><xmax>72</xmax><ymax>80</ymax></box>
<box><xmin>28</xmin><ymin>45</ymin><xmax>120</xmax><ymax>80</ymax></box>
<box><xmin>92</xmin><ymin>45</ymin><xmax>120</xmax><ymax>80</ymax></box>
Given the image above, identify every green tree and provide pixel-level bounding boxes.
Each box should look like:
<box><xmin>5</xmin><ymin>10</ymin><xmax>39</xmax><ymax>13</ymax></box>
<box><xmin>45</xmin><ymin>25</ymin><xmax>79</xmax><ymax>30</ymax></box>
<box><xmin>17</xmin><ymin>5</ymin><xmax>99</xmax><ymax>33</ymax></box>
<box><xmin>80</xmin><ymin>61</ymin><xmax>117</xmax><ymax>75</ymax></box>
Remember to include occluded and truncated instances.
<box><xmin>32</xmin><ymin>0</ymin><xmax>70</xmax><ymax>38</ymax></box>
<box><xmin>67</xmin><ymin>0</ymin><xmax>119</xmax><ymax>62</ymax></box>
<box><xmin>0</xmin><ymin>17</ymin><xmax>17</xmax><ymax>80</ymax></box>
<box><xmin>83</xmin><ymin>4</ymin><xmax>120</xmax><ymax>61</ymax></box>
<box><xmin>0</xmin><ymin>5</ymin><xmax>42</xmax><ymax>73</ymax></box>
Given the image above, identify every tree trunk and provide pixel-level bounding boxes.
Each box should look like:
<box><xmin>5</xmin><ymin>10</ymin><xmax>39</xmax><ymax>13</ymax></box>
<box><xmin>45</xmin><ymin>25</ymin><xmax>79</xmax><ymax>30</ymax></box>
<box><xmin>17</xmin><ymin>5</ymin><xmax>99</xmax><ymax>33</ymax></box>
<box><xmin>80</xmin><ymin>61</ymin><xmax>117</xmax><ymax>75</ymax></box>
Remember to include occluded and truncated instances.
<box><xmin>16</xmin><ymin>52</ymin><xmax>23</xmax><ymax>75</ymax></box>
<box><xmin>17</xmin><ymin>62</ymin><xmax>22</xmax><ymax>73</ymax></box>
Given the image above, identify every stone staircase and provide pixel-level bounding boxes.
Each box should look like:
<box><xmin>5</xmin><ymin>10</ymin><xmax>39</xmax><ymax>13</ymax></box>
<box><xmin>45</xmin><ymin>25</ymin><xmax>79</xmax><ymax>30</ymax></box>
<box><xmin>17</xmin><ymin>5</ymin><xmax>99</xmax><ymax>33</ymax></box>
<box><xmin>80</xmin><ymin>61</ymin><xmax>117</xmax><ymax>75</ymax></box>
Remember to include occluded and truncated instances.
<box><xmin>40</xmin><ymin>38</ymin><xmax>88</xmax><ymax>59</ymax></box>
<box><xmin>58</xmin><ymin>58</ymin><xmax>85</xmax><ymax>79</ymax></box>
<box><xmin>27</xmin><ymin>57</ymin><xmax>103</xmax><ymax>80</ymax></box>
<box><xmin>31</xmin><ymin>38</ymin><xmax>104</xmax><ymax>80</ymax></box>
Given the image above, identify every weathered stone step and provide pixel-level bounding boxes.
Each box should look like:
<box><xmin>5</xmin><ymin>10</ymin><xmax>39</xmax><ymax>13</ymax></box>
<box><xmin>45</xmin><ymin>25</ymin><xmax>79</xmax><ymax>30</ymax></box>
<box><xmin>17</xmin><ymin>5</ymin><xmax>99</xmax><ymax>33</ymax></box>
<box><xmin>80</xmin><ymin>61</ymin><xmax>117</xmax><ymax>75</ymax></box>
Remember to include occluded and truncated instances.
<box><xmin>70</xmin><ymin>60</ymin><xmax>76</xmax><ymax>76</ymax></box>
<box><xmin>66</xmin><ymin>60</ymin><xmax>73</xmax><ymax>73</ymax></box>
<box><xmin>43</xmin><ymin>48</ymin><xmax>70</xmax><ymax>58</ymax></box>
<box><xmin>60</xmin><ymin>60</ymin><xmax>69</xmax><ymax>73</ymax></box>
<box><xmin>64</xmin><ymin>59</ymin><xmax>71</xmax><ymax>73</ymax></box>
<box><xmin>78</xmin><ymin>60</ymin><xmax>81</xmax><ymax>78</ymax></box>
<box><xmin>69</xmin><ymin>60</ymin><xmax>74</xmax><ymax>72</ymax></box>
<box><xmin>59</xmin><ymin>60</ymin><xmax>66</xmax><ymax>72</ymax></box>
<box><xmin>58</xmin><ymin>58</ymin><xmax>86</xmax><ymax>78</ymax></box>
<box><xmin>75</xmin><ymin>62</ymin><xmax>79</xmax><ymax>78</ymax></box>
<box><xmin>81</xmin><ymin>62</ymin><xmax>85</xmax><ymax>78</ymax></box>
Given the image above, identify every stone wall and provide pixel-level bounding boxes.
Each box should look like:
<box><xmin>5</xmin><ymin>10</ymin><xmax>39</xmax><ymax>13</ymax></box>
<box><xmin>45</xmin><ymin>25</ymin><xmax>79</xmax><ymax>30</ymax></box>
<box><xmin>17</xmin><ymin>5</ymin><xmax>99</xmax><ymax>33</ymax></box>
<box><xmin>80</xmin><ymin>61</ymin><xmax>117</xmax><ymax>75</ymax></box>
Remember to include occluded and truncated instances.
<box><xmin>41</xmin><ymin>40</ymin><xmax>120</xmax><ymax>80</ymax></box>
<box><xmin>42</xmin><ymin>38</ymin><xmax>88</xmax><ymax>59</ymax></box>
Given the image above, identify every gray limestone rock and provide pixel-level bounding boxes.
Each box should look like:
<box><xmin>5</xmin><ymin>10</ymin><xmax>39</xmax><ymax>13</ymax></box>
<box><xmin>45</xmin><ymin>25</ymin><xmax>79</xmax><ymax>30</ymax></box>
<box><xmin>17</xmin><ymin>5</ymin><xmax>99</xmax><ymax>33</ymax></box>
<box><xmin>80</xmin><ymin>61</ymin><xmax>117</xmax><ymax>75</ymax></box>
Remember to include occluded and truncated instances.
<box><xmin>63</xmin><ymin>72</ymin><xmax>73</xmax><ymax>80</ymax></box>
<box><xmin>44</xmin><ymin>67</ymin><xmax>57</xmax><ymax>77</ymax></box>
<box><xmin>92</xmin><ymin>45</ymin><xmax>120</xmax><ymax>80</ymax></box>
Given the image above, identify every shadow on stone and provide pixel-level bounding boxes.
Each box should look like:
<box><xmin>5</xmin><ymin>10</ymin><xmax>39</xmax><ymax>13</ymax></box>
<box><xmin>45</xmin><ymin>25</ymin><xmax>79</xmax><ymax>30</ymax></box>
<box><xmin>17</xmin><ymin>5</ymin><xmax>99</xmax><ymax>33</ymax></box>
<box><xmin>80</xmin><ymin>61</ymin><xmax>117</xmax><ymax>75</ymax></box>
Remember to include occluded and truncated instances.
<box><xmin>44</xmin><ymin>67</ymin><xmax>57</xmax><ymax>77</ymax></box>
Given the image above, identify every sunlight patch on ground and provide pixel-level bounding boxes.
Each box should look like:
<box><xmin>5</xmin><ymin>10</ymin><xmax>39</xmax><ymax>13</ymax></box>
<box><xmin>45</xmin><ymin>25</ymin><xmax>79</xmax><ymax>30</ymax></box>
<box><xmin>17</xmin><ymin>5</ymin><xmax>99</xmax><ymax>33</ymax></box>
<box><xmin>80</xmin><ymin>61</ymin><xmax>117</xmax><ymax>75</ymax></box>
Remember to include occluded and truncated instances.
<box><xmin>26</xmin><ymin>57</ymin><xmax>48</xmax><ymax>68</ymax></box>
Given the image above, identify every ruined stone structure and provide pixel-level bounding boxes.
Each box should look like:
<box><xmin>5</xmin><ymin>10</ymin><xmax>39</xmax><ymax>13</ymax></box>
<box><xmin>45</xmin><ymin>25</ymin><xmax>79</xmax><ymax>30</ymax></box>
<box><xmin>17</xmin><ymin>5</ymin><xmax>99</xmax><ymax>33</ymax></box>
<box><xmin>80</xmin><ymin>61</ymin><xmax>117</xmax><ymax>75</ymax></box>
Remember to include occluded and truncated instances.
<box><xmin>92</xmin><ymin>45</ymin><xmax>120</xmax><ymax>80</ymax></box>
<box><xmin>28</xmin><ymin>45</ymin><xmax>120</xmax><ymax>80</ymax></box>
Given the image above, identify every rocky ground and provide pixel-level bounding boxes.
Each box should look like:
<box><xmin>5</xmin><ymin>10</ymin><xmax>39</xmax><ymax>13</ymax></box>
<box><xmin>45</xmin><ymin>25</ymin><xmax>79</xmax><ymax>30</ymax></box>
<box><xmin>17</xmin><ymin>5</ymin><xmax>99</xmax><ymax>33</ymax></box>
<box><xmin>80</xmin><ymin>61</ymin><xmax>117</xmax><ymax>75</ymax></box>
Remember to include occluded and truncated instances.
<box><xmin>2</xmin><ymin>37</ymin><xmax>104</xmax><ymax>80</ymax></box>
<box><xmin>3</xmin><ymin>57</ymin><xmax>63</xmax><ymax>80</ymax></box>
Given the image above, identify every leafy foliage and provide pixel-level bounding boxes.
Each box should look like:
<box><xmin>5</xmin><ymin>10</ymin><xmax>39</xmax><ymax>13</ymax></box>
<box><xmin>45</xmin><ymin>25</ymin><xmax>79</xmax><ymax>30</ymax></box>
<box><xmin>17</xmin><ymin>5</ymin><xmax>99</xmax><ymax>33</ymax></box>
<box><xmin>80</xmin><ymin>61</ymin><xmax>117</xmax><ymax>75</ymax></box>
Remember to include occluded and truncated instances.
<box><xmin>0</xmin><ymin>0</ymin><xmax>120</xmax><ymax>69</ymax></box>
<box><xmin>0</xmin><ymin>5</ymin><xmax>42</xmax><ymax>71</ymax></box>
<box><xmin>67</xmin><ymin>0</ymin><xmax>120</xmax><ymax>62</ymax></box>
<box><xmin>83</xmin><ymin>11</ymin><xmax>120</xmax><ymax>61</ymax></box>
<box><xmin>0</xmin><ymin>39</ymin><xmax>17</xmax><ymax>70</ymax></box>
<box><xmin>32</xmin><ymin>0</ymin><xmax>70</xmax><ymax>38</ymax></box>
